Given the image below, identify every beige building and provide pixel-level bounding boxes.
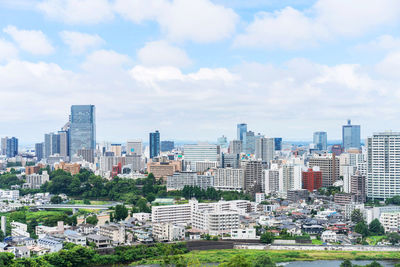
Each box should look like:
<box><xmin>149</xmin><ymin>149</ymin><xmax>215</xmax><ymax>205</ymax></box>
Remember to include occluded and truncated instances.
<box><xmin>380</xmin><ymin>212</ymin><xmax>400</xmax><ymax>233</ymax></box>
<box><xmin>99</xmin><ymin>224</ymin><xmax>125</xmax><ymax>244</ymax></box>
<box><xmin>54</xmin><ymin>162</ymin><xmax>80</xmax><ymax>175</ymax></box>
<box><xmin>309</xmin><ymin>154</ymin><xmax>340</xmax><ymax>187</ymax></box>
<box><xmin>147</xmin><ymin>160</ymin><xmax>181</xmax><ymax>179</ymax></box>
<box><xmin>152</xmin><ymin>222</ymin><xmax>185</xmax><ymax>241</ymax></box>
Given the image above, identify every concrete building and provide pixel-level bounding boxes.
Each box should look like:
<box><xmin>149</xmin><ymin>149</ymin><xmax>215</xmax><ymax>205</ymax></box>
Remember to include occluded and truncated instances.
<box><xmin>127</xmin><ymin>140</ymin><xmax>142</xmax><ymax>156</ymax></box>
<box><xmin>152</xmin><ymin>223</ymin><xmax>185</xmax><ymax>241</ymax></box>
<box><xmin>69</xmin><ymin>105</ymin><xmax>96</xmax><ymax>157</ymax></box>
<box><xmin>351</xmin><ymin>174</ymin><xmax>366</xmax><ymax>203</ymax></box>
<box><xmin>229</xmin><ymin>140</ymin><xmax>242</xmax><ymax>154</ymax></box>
<box><xmin>302</xmin><ymin>167</ymin><xmax>322</xmax><ymax>192</ymax></box>
<box><xmin>110</xmin><ymin>144</ymin><xmax>122</xmax><ymax>157</ymax></box>
<box><xmin>26</xmin><ymin>171</ymin><xmax>49</xmax><ymax>189</ymax></box>
<box><xmin>309</xmin><ymin>154</ymin><xmax>339</xmax><ymax>187</ymax></box>
<box><xmin>367</xmin><ymin>132</ymin><xmax>400</xmax><ymax>199</ymax></box>
<box><xmin>77</xmin><ymin>149</ymin><xmax>94</xmax><ymax>163</ymax></box>
<box><xmin>183</xmin><ymin>143</ymin><xmax>219</xmax><ymax>169</ymax></box>
<box><xmin>167</xmin><ymin>172</ymin><xmax>214</xmax><ymax>191</ymax></box>
<box><xmin>99</xmin><ymin>224</ymin><xmax>125</xmax><ymax>244</ymax></box>
<box><xmin>380</xmin><ymin>212</ymin><xmax>400</xmax><ymax>233</ymax></box>
<box><xmin>161</xmin><ymin>141</ymin><xmax>174</xmax><ymax>152</ymax></box>
<box><xmin>264</xmin><ymin>168</ymin><xmax>280</xmax><ymax>194</ymax></box>
<box><xmin>149</xmin><ymin>130</ymin><xmax>160</xmax><ymax>159</ymax></box>
<box><xmin>11</xmin><ymin>222</ymin><xmax>30</xmax><ymax>237</ymax></box>
<box><xmin>255</xmin><ymin>137</ymin><xmax>275</xmax><ymax>163</ymax></box>
<box><xmin>287</xmin><ymin>189</ymin><xmax>309</xmax><ymax>202</ymax></box>
<box><xmin>213</xmin><ymin>168</ymin><xmax>244</xmax><ymax>191</ymax></box>
<box><xmin>244</xmin><ymin>161</ymin><xmax>263</xmax><ymax>194</ymax></box>
<box><xmin>147</xmin><ymin>159</ymin><xmax>181</xmax><ymax>179</ymax></box>
<box><xmin>342</xmin><ymin>119</ymin><xmax>361</xmax><ymax>151</ymax></box>
<box><xmin>193</xmin><ymin>161</ymin><xmax>218</xmax><ymax>173</ymax></box>
<box><xmin>313</xmin><ymin>131</ymin><xmax>327</xmax><ymax>151</ymax></box>
<box><xmin>221</xmin><ymin>153</ymin><xmax>239</xmax><ymax>168</ymax></box>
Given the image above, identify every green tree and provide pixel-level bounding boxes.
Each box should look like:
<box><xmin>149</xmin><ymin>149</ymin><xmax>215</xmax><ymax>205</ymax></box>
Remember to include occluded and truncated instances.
<box><xmin>369</xmin><ymin>219</ymin><xmax>385</xmax><ymax>235</ymax></box>
<box><xmin>137</xmin><ymin>198</ymin><xmax>150</xmax><ymax>213</ymax></box>
<box><xmin>0</xmin><ymin>253</ymin><xmax>14</xmax><ymax>266</ymax></box>
<box><xmin>351</xmin><ymin>209</ymin><xmax>364</xmax><ymax>224</ymax></box>
<box><xmin>387</xmin><ymin>232</ymin><xmax>400</xmax><ymax>245</ymax></box>
<box><xmin>86</xmin><ymin>215</ymin><xmax>98</xmax><ymax>225</ymax></box>
<box><xmin>0</xmin><ymin>230</ymin><xmax>4</xmax><ymax>242</ymax></box>
<box><xmin>114</xmin><ymin>205</ymin><xmax>128</xmax><ymax>221</ymax></box>
<box><xmin>50</xmin><ymin>195</ymin><xmax>63</xmax><ymax>204</ymax></box>
<box><xmin>83</xmin><ymin>199</ymin><xmax>91</xmax><ymax>205</ymax></box>
<box><xmin>355</xmin><ymin>221</ymin><xmax>369</xmax><ymax>237</ymax></box>
<box><xmin>260</xmin><ymin>232</ymin><xmax>275</xmax><ymax>244</ymax></box>
<box><xmin>340</xmin><ymin>259</ymin><xmax>353</xmax><ymax>267</ymax></box>
<box><xmin>253</xmin><ymin>254</ymin><xmax>276</xmax><ymax>267</ymax></box>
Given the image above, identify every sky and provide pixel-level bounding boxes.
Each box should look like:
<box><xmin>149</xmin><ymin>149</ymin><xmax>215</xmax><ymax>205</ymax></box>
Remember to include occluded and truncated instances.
<box><xmin>1</xmin><ymin>0</ymin><xmax>400</xmax><ymax>145</ymax></box>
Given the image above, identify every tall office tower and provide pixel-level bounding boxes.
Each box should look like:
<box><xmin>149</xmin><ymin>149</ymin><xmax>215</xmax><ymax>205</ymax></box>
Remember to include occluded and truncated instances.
<box><xmin>149</xmin><ymin>130</ymin><xmax>160</xmax><ymax>159</ymax></box>
<box><xmin>217</xmin><ymin>135</ymin><xmax>228</xmax><ymax>149</ymax></box>
<box><xmin>229</xmin><ymin>140</ymin><xmax>242</xmax><ymax>154</ymax></box>
<box><xmin>244</xmin><ymin>161</ymin><xmax>263</xmax><ymax>195</ymax></box>
<box><xmin>237</xmin><ymin>123</ymin><xmax>247</xmax><ymax>141</ymax></box>
<box><xmin>183</xmin><ymin>143</ymin><xmax>218</xmax><ymax>166</ymax></box>
<box><xmin>342</xmin><ymin>119</ymin><xmax>361</xmax><ymax>151</ymax></box>
<box><xmin>255</xmin><ymin>137</ymin><xmax>275</xmax><ymax>163</ymax></box>
<box><xmin>35</xmin><ymin>143</ymin><xmax>44</xmax><ymax>162</ymax></box>
<box><xmin>313</xmin><ymin>131</ymin><xmax>327</xmax><ymax>151</ymax></box>
<box><xmin>111</xmin><ymin>144</ymin><xmax>122</xmax><ymax>157</ymax></box>
<box><xmin>6</xmin><ymin>137</ymin><xmax>18</xmax><ymax>158</ymax></box>
<box><xmin>69</xmin><ymin>105</ymin><xmax>96</xmax><ymax>157</ymax></box>
<box><xmin>221</xmin><ymin>153</ymin><xmax>240</xmax><ymax>168</ymax></box>
<box><xmin>160</xmin><ymin>141</ymin><xmax>174</xmax><ymax>152</ymax></box>
<box><xmin>367</xmin><ymin>132</ymin><xmax>400</xmax><ymax>199</ymax></box>
<box><xmin>44</xmin><ymin>133</ymin><xmax>60</xmax><ymax>158</ymax></box>
<box><xmin>351</xmin><ymin>174</ymin><xmax>366</xmax><ymax>203</ymax></box>
<box><xmin>245</xmin><ymin>131</ymin><xmax>256</xmax><ymax>154</ymax></box>
<box><xmin>309</xmin><ymin>155</ymin><xmax>339</xmax><ymax>187</ymax></box>
<box><xmin>302</xmin><ymin>167</ymin><xmax>322</xmax><ymax>192</ymax></box>
<box><xmin>0</xmin><ymin>137</ymin><xmax>7</xmax><ymax>155</ymax></box>
<box><xmin>274</xmin><ymin>138</ymin><xmax>282</xmax><ymax>151</ymax></box>
<box><xmin>58</xmin><ymin>130</ymin><xmax>69</xmax><ymax>159</ymax></box>
<box><xmin>127</xmin><ymin>140</ymin><xmax>143</xmax><ymax>155</ymax></box>
<box><xmin>77</xmin><ymin>149</ymin><xmax>94</xmax><ymax>163</ymax></box>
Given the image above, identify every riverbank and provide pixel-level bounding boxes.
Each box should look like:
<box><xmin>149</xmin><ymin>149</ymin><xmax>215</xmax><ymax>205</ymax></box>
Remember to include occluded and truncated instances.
<box><xmin>134</xmin><ymin>249</ymin><xmax>400</xmax><ymax>266</ymax></box>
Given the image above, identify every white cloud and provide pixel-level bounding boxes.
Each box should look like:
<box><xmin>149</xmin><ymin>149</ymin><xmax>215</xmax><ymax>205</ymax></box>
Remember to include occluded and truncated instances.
<box><xmin>376</xmin><ymin>51</ymin><xmax>400</xmax><ymax>78</ymax></box>
<box><xmin>234</xmin><ymin>0</ymin><xmax>400</xmax><ymax>49</ymax></box>
<box><xmin>37</xmin><ymin>0</ymin><xmax>113</xmax><ymax>24</ymax></box>
<box><xmin>137</xmin><ymin>40</ymin><xmax>191</xmax><ymax>68</ymax></box>
<box><xmin>355</xmin><ymin>35</ymin><xmax>400</xmax><ymax>52</ymax></box>
<box><xmin>114</xmin><ymin>0</ymin><xmax>238</xmax><ymax>43</ymax></box>
<box><xmin>60</xmin><ymin>31</ymin><xmax>104</xmax><ymax>54</ymax></box>
<box><xmin>0</xmin><ymin>39</ymin><xmax>18</xmax><ymax>62</ymax></box>
<box><xmin>81</xmin><ymin>49</ymin><xmax>131</xmax><ymax>72</ymax></box>
<box><xmin>3</xmin><ymin>25</ymin><xmax>54</xmax><ymax>55</ymax></box>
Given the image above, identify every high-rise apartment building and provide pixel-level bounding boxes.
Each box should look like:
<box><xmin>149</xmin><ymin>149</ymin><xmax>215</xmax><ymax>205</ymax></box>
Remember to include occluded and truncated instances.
<box><xmin>0</xmin><ymin>138</ymin><xmax>7</xmax><ymax>155</ymax></box>
<box><xmin>313</xmin><ymin>131</ymin><xmax>327</xmax><ymax>151</ymax></box>
<box><xmin>342</xmin><ymin>119</ymin><xmax>361</xmax><ymax>151</ymax></box>
<box><xmin>308</xmin><ymin>155</ymin><xmax>339</xmax><ymax>187</ymax></box>
<box><xmin>110</xmin><ymin>144</ymin><xmax>122</xmax><ymax>157</ymax></box>
<box><xmin>69</xmin><ymin>105</ymin><xmax>96</xmax><ymax>157</ymax></box>
<box><xmin>149</xmin><ymin>130</ymin><xmax>160</xmax><ymax>159</ymax></box>
<box><xmin>244</xmin><ymin>161</ymin><xmax>263</xmax><ymax>194</ymax></box>
<box><xmin>245</xmin><ymin>131</ymin><xmax>256</xmax><ymax>154</ymax></box>
<box><xmin>213</xmin><ymin>168</ymin><xmax>244</xmax><ymax>191</ymax></box>
<box><xmin>255</xmin><ymin>137</ymin><xmax>275</xmax><ymax>163</ymax></box>
<box><xmin>183</xmin><ymin>143</ymin><xmax>218</xmax><ymax>164</ymax></box>
<box><xmin>77</xmin><ymin>149</ymin><xmax>94</xmax><ymax>163</ymax></box>
<box><xmin>302</xmin><ymin>167</ymin><xmax>322</xmax><ymax>192</ymax></box>
<box><xmin>127</xmin><ymin>140</ymin><xmax>142</xmax><ymax>156</ymax></box>
<box><xmin>351</xmin><ymin>174</ymin><xmax>366</xmax><ymax>203</ymax></box>
<box><xmin>367</xmin><ymin>132</ymin><xmax>400</xmax><ymax>199</ymax></box>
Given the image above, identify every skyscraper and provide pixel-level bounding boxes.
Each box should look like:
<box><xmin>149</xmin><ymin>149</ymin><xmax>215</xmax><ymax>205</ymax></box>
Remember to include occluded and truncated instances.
<box><xmin>255</xmin><ymin>137</ymin><xmax>275</xmax><ymax>163</ymax></box>
<box><xmin>342</xmin><ymin>119</ymin><xmax>361</xmax><ymax>150</ymax></box>
<box><xmin>69</xmin><ymin>105</ymin><xmax>96</xmax><ymax>157</ymax></box>
<box><xmin>149</xmin><ymin>130</ymin><xmax>160</xmax><ymax>159</ymax></box>
<box><xmin>35</xmin><ymin>143</ymin><xmax>43</xmax><ymax>161</ymax></box>
<box><xmin>313</xmin><ymin>131</ymin><xmax>327</xmax><ymax>151</ymax></box>
<box><xmin>44</xmin><ymin>132</ymin><xmax>60</xmax><ymax>158</ymax></box>
<box><xmin>6</xmin><ymin>137</ymin><xmax>18</xmax><ymax>158</ymax></box>
<box><xmin>58</xmin><ymin>130</ymin><xmax>69</xmax><ymax>159</ymax></box>
<box><xmin>274</xmin><ymin>138</ymin><xmax>282</xmax><ymax>151</ymax></box>
<box><xmin>245</xmin><ymin>131</ymin><xmax>256</xmax><ymax>154</ymax></box>
<box><xmin>229</xmin><ymin>140</ymin><xmax>242</xmax><ymax>154</ymax></box>
<box><xmin>160</xmin><ymin>141</ymin><xmax>174</xmax><ymax>152</ymax></box>
<box><xmin>367</xmin><ymin>132</ymin><xmax>400</xmax><ymax>199</ymax></box>
<box><xmin>237</xmin><ymin>123</ymin><xmax>247</xmax><ymax>141</ymax></box>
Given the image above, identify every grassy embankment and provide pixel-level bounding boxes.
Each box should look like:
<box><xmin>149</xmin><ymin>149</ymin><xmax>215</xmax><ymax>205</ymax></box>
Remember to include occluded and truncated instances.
<box><xmin>135</xmin><ymin>249</ymin><xmax>400</xmax><ymax>265</ymax></box>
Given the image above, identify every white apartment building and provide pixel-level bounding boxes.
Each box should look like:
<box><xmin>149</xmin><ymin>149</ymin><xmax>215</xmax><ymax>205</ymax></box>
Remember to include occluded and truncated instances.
<box><xmin>255</xmin><ymin>193</ymin><xmax>265</xmax><ymax>203</ymax></box>
<box><xmin>26</xmin><ymin>171</ymin><xmax>49</xmax><ymax>189</ymax></box>
<box><xmin>131</xmin><ymin>212</ymin><xmax>151</xmax><ymax>223</ymax></box>
<box><xmin>99</xmin><ymin>224</ymin><xmax>125</xmax><ymax>244</ymax></box>
<box><xmin>264</xmin><ymin>167</ymin><xmax>280</xmax><ymax>195</ymax></box>
<box><xmin>380</xmin><ymin>212</ymin><xmax>400</xmax><ymax>233</ymax></box>
<box><xmin>152</xmin><ymin>222</ymin><xmax>185</xmax><ymax>241</ymax></box>
<box><xmin>0</xmin><ymin>190</ymin><xmax>19</xmax><ymax>200</ymax></box>
<box><xmin>279</xmin><ymin>164</ymin><xmax>302</xmax><ymax>196</ymax></box>
<box><xmin>11</xmin><ymin>222</ymin><xmax>30</xmax><ymax>237</ymax></box>
<box><xmin>367</xmin><ymin>132</ymin><xmax>400</xmax><ymax>199</ymax></box>
<box><xmin>255</xmin><ymin>137</ymin><xmax>275</xmax><ymax>163</ymax></box>
<box><xmin>213</xmin><ymin>168</ymin><xmax>244</xmax><ymax>191</ymax></box>
<box><xmin>167</xmin><ymin>172</ymin><xmax>214</xmax><ymax>191</ymax></box>
<box><xmin>230</xmin><ymin>228</ymin><xmax>258</xmax><ymax>240</ymax></box>
<box><xmin>193</xmin><ymin>161</ymin><xmax>218</xmax><ymax>173</ymax></box>
<box><xmin>152</xmin><ymin>203</ymin><xmax>192</xmax><ymax>224</ymax></box>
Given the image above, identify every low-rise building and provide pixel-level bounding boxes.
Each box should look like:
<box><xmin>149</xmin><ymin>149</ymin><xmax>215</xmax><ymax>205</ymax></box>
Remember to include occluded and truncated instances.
<box><xmin>230</xmin><ymin>228</ymin><xmax>258</xmax><ymax>239</ymax></box>
<box><xmin>152</xmin><ymin>222</ymin><xmax>185</xmax><ymax>241</ymax></box>
<box><xmin>11</xmin><ymin>222</ymin><xmax>30</xmax><ymax>237</ymax></box>
<box><xmin>37</xmin><ymin>236</ymin><xmax>63</xmax><ymax>252</ymax></box>
<box><xmin>86</xmin><ymin>234</ymin><xmax>112</xmax><ymax>249</ymax></box>
<box><xmin>99</xmin><ymin>224</ymin><xmax>125</xmax><ymax>244</ymax></box>
<box><xmin>380</xmin><ymin>212</ymin><xmax>400</xmax><ymax>233</ymax></box>
<box><xmin>321</xmin><ymin>230</ymin><xmax>337</xmax><ymax>243</ymax></box>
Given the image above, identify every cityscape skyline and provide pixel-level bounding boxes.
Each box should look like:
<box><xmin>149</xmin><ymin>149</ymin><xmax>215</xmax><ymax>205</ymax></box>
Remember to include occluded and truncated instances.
<box><xmin>1</xmin><ymin>1</ymin><xmax>400</xmax><ymax>144</ymax></box>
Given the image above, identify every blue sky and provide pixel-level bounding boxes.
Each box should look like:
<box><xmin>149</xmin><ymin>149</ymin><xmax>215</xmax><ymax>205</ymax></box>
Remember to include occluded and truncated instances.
<box><xmin>1</xmin><ymin>0</ymin><xmax>400</xmax><ymax>145</ymax></box>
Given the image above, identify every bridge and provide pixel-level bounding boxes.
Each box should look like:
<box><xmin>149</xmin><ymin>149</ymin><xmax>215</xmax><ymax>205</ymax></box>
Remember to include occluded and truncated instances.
<box><xmin>33</xmin><ymin>203</ymin><xmax>121</xmax><ymax>213</ymax></box>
